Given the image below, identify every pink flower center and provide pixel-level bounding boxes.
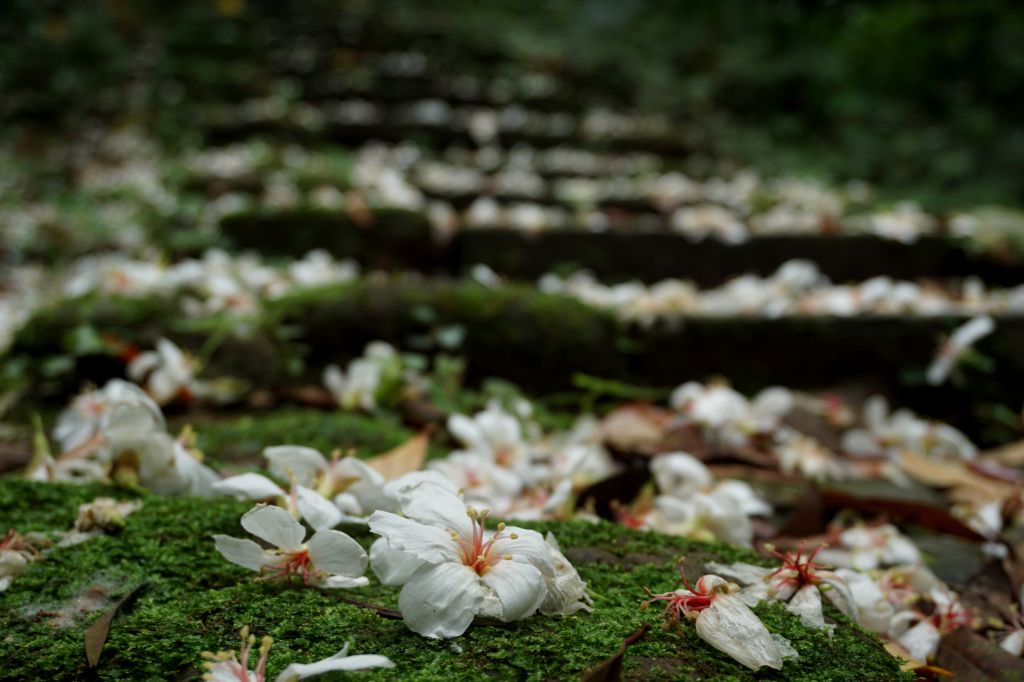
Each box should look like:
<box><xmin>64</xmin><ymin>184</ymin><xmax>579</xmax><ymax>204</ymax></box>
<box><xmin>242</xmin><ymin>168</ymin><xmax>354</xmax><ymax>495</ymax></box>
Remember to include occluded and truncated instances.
<box><xmin>260</xmin><ymin>547</ymin><xmax>318</xmax><ymax>583</ymax></box>
<box><xmin>643</xmin><ymin>558</ymin><xmax>717</xmax><ymax>629</ymax></box>
<box><xmin>766</xmin><ymin>542</ymin><xmax>827</xmax><ymax>591</ymax></box>
<box><xmin>451</xmin><ymin>508</ymin><xmax>510</xmax><ymax>576</ymax></box>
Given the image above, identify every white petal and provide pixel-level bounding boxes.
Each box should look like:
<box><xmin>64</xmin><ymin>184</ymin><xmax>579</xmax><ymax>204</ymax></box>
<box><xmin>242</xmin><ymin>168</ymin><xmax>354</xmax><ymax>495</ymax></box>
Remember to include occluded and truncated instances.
<box><xmin>926</xmin><ymin>356</ymin><xmax>955</xmax><ymax>386</ymax></box>
<box><xmin>694</xmin><ymin>595</ymin><xmax>787</xmax><ymax>671</ymax></box>
<box><xmin>481</xmin><ymin>560</ymin><xmax>546</xmax><ymax>622</ymax></box>
<box><xmin>370</xmin><ymin>538</ymin><xmax>426</xmax><ymax>586</ymax></box>
<box><xmin>1001</xmin><ymin>630</ymin><xmax>1024</xmax><ymax>657</ymax></box>
<box><xmin>213</xmin><ymin>535</ymin><xmax>272</xmax><ymax>572</ymax></box>
<box><xmin>818</xmin><ymin>572</ymin><xmax>858</xmax><ymax>621</ymax></box>
<box><xmin>840</xmin><ymin>429</ymin><xmax>882</xmax><ymax>458</ymax></box>
<box><xmin>295</xmin><ymin>486</ymin><xmax>342</xmax><ymax>531</ymax></box>
<box><xmin>489</xmin><ymin>527</ymin><xmax>554</xmax><ymax>576</ymax></box>
<box><xmin>240</xmin><ymin>504</ymin><xmax>306</xmax><ymax>550</ymax></box>
<box><xmin>274</xmin><ymin>645</ymin><xmax>394</xmax><ymax>682</ymax></box>
<box><xmin>367</xmin><ymin>511</ymin><xmax>459</xmax><ymax>564</ymax></box>
<box><xmin>704</xmin><ymin>561</ymin><xmax>772</xmax><ymax>587</ymax></box>
<box><xmin>306</xmin><ymin>529</ymin><xmax>367</xmax><ymax>578</ymax></box>
<box><xmin>447</xmin><ymin>413</ymin><xmax>488</xmax><ymax>454</ymax></box>
<box><xmin>317</xmin><ymin>574</ymin><xmax>370</xmax><ymax>589</ymax></box>
<box><xmin>265</xmin><ymin>446</ymin><xmax>328</xmax><ymax>487</ymax></box>
<box><xmin>400</xmin><ymin>485</ymin><xmax>474</xmax><ymax>539</ymax></box>
<box><xmin>398</xmin><ymin>562</ymin><xmax>484</xmax><ymax>638</ymax></box>
<box><xmin>212</xmin><ymin>473</ymin><xmax>285</xmax><ymax>500</ymax></box>
<box><xmin>951</xmin><ymin>315</ymin><xmax>994</xmax><ymax>347</ymax></box>
<box><xmin>897</xmin><ymin>620</ymin><xmax>941</xmax><ymax>662</ymax></box>
<box><xmin>787</xmin><ymin>585</ymin><xmax>825</xmax><ymax>629</ymax></box>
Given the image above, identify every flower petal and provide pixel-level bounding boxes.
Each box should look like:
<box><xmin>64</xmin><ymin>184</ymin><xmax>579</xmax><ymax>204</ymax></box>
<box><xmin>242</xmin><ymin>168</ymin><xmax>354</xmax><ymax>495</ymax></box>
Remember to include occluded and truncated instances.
<box><xmin>489</xmin><ymin>526</ymin><xmax>554</xmax><ymax>576</ymax></box>
<box><xmin>265</xmin><ymin>445</ymin><xmax>328</xmax><ymax>488</ymax></box>
<box><xmin>295</xmin><ymin>486</ymin><xmax>342</xmax><ymax>531</ymax></box>
<box><xmin>367</xmin><ymin>511</ymin><xmax>459</xmax><ymax>564</ymax></box>
<box><xmin>694</xmin><ymin>595</ymin><xmax>788</xmax><ymax>671</ymax></box>
<box><xmin>398</xmin><ymin>562</ymin><xmax>483</xmax><ymax>638</ymax></box>
<box><xmin>370</xmin><ymin>538</ymin><xmax>427</xmax><ymax>586</ymax></box>
<box><xmin>400</xmin><ymin>485</ymin><xmax>474</xmax><ymax>539</ymax></box>
<box><xmin>786</xmin><ymin>584</ymin><xmax>825</xmax><ymax>629</ymax></box>
<box><xmin>240</xmin><ymin>504</ymin><xmax>306</xmax><ymax>550</ymax></box>
<box><xmin>317</xmin><ymin>574</ymin><xmax>370</xmax><ymax>589</ymax></box>
<box><xmin>481</xmin><ymin>560</ymin><xmax>546</xmax><ymax>622</ymax></box>
<box><xmin>273</xmin><ymin>644</ymin><xmax>394</xmax><ymax>682</ymax></box>
<box><xmin>212</xmin><ymin>473</ymin><xmax>285</xmax><ymax>500</ymax></box>
<box><xmin>213</xmin><ymin>535</ymin><xmax>272</xmax><ymax>572</ymax></box>
<box><xmin>306</xmin><ymin>529</ymin><xmax>367</xmax><ymax>578</ymax></box>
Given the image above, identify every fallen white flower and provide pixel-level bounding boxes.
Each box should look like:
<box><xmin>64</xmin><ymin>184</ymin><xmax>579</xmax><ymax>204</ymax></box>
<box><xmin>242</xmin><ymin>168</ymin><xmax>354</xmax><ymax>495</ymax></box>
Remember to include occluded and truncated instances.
<box><xmin>643</xmin><ymin>566</ymin><xmax>797</xmax><ymax>671</ymax></box>
<box><xmin>926</xmin><ymin>315</ymin><xmax>995</xmax><ymax>386</ymax></box>
<box><xmin>214</xmin><ymin>504</ymin><xmax>368</xmax><ymax>588</ymax></box>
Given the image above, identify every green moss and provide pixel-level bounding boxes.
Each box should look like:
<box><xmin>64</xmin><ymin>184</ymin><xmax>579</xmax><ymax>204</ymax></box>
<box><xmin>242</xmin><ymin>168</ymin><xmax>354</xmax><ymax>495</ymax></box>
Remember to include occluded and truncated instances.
<box><xmin>1</xmin><ymin>480</ymin><xmax>905</xmax><ymax>681</ymax></box>
<box><xmin>188</xmin><ymin>408</ymin><xmax>449</xmax><ymax>465</ymax></box>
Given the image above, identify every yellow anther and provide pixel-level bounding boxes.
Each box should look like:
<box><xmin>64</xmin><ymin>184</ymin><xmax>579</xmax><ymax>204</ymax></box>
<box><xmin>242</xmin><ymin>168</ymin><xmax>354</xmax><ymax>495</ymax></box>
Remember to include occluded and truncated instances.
<box><xmin>510</xmin><ymin>533</ymin><xmax>518</xmax><ymax>540</ymax></box>
<box><xmin>247</xmin><ymin>634</ymin><xmax>256</xmax><ymax>646</ymax></box>
<box><xmin>497</xmin><ymin>522</ymin><xmax>506</xmax><ymax>531</ymax></box>
<box><xmin>503</xmin><ymin>554</ymin><xmax>513</xmax><ymax>560</ymax></box>
<box><xmin>467</xmin><ymin>507</ymin><xmax>478</xmax><ymax>518</ymax></box>
<box><xmin>239</xmin><ymin>625</ymin><xmax>249</xmax><ymax>640</ymax></box>
<box><xmin>762</xmin><ymin>543</ymin><xmax>776</xmax><ymax>553</ymax></box>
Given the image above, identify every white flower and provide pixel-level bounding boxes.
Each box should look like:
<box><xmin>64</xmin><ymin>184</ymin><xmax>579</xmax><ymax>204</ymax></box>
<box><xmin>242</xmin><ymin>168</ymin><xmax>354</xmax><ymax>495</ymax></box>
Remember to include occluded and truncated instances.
<box><xmin>73</xmin><ymin>497</ymin><xmax>142</xmax><ymax>533</ymax></box>
<box><xmin>841</xmin><ymin>395</ymin><xmax>976</xmax><ymax>461</ymax></box>
<box><xmin>54</xmin><ymin>379</ymin><xmax>163</xmax><ymax>454</ymax></box>
<box><xmin>645</xmin><ymin>453</ymin><xmax>771</xmax><ymax>546</ymax></box>
<box><xmin>426</xmin><ymin>452</ymin><xmax>524</xmax><ymax>515</ymax></box>
<box><xmin>669</xmin><ymin>382</ymin><xmax>793</xmax><ymax>448</ymax></box>
<box><xmin>202</xmin><ymin>628</ymin><xmax>393</xmax><ymax>682</ymax></box>
<box><xmin>263</xmin><ymin>445</ymin><xmax>392</xmax><ymax>520</ymax></box>
<box><xmin>214</xmin><ymin>505</ymin><xmax>368</xmax><ymax>589</ymax></box>
<box><xmin>447</xmin><ymin>401</ymin><xmax>533</xmax><ymax>472</ymax></box>
<box><xmin>127</xmin><ymin>338</ymin><xmax>201</xmax><ymax>405</ymax></box>
<box><xmin>816</xmin><ymin>524</ymin><xmax>921</xmax><ymax>570</ymax></box>
<box><xmin>212</xmin><ymin>472</ymin><xmax>342</xmax><ymax>531</ymax></box>
<box><xmin>322</xmin><ymin>342</ymin><xmax>401</xmax><ymax>411</ymax></box>
<box><xmin>926</xmin><ymin>315</ymin><xmax>995</xmax><ymax>385</ymax></box>
<box><xmin>707</xmin><ymin>544</ymin><xmax>857</xmax><ymax>632</ymax></box>
<box><xmin>643</xmin><ymin>568</ymin><xmax>797</xmax><ymax>671</ymax></box>
<box><xmin>368</xmin><ymin>483</ymin><xmax>561</xmax><ymax>638</ymax></box>
<box><xmin>774</xmin><ymin>432</ymin><xmax>843</xmax><ymax>482</ymax></box>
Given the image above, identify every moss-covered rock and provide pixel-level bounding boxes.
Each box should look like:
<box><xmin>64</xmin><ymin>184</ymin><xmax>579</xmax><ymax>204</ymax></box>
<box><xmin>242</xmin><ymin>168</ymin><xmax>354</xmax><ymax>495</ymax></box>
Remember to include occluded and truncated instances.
<box><xmin>0</xmin><ymin>480</ymin><xmax>906</xmax><ymax>680</ymax></box>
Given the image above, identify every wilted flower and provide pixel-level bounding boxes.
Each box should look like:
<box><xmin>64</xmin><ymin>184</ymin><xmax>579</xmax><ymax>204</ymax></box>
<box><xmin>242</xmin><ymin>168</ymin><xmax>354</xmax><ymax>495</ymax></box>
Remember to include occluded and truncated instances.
<box><xmin>642</xmin><ymin>561</ymin><xmax>798</xmax><ymax>671</ymax></box>
<box><xmin>0</xmin><ymin>529</ymin><xmax>40</xmax><ymax>592</ymax></box>
<box><xmin>128</xmin><ymin>338</ymin><xmax>201</xmax><ymax>405</ymax></box>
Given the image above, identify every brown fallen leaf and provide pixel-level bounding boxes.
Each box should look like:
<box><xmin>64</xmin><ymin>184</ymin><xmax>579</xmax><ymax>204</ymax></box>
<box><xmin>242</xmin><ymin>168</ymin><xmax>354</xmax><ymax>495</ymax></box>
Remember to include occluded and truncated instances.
<box><xmin>84</xmin><ymin>583</ymin><xmax>146</xmax><ymax>668</ymax></box>
<box><xmin>579</xmin><ymin>624</ymin><xmax>650</xmax><ymax>682</ymax></box>
<box><xmin>934</xmin><ymin>628</ymin><xmax>1024</xmax><ymax>681</ymax></box>
<box><xmin>365</xmin><ymin>430</ymin><xmax>430</xmax><ymax>479</ymax></box>
<box><xmin>821</xmin><ymin>489</ymin><xmax>988</xmax><ymax>542</ymax></box>
<box><xmin>898</xmin><ymin>451</ymin><xmax>1015</xmax><ymax>506</ymax></box>
<box><xmin>600</xmin><ymin>403</ymin><xmax>674</xmax><ymax>457</ymax></box>
<box><xmin>282</xmin><ymin>385</ymin><xmax>337</xmax><ymax>408</ymax></box>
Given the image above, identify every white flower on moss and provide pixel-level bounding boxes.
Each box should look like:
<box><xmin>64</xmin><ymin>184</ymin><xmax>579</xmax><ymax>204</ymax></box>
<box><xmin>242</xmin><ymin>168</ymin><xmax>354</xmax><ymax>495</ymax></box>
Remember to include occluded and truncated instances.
<box><xmin>368</xmin><ymin>483</ymin><xmax>561</xmax><ymax>638</ymax></box>
<box><xmin>202</xmin><ymin>627</ymin><xmax>393</xmax><ymax>682</ymax></box>
<box><xmin>926</xmin><ymin>315</ymin><xmax>995</xmax><ymax>385</ymax></box>
<box><xmin>707</xmin><ymin>543</ymin><xmax>857</xmax><ymax>632</ymax></box>
<box><xmin>643</xmin><ymin>566</ymin><xmax>797</xmax><ymax>671</ymax></box>
<box><xmin>127</xmin><ymin>338</ymin><xmax>201</xmax><ymax>405</ymax></box>
<box><xmin>214</xmin><ymin>505</ymin><xmax>368</xmax><ymax>588</ymax></box>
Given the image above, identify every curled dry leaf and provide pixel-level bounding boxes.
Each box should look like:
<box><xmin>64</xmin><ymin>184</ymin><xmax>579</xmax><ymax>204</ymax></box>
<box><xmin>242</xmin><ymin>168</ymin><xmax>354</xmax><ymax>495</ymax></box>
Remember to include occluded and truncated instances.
<box><xmin>600</xmin><ymin>403</ymin><xmax>674</xmax><ymax>456</ymax></box>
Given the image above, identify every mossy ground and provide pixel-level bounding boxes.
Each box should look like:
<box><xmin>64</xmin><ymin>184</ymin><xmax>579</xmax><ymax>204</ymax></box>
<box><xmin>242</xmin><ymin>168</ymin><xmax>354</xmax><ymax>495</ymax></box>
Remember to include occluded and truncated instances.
<box><xmin>0</xmin><ymin>479</ymin><xmax>907</xmax><ymax>681</ymax></box>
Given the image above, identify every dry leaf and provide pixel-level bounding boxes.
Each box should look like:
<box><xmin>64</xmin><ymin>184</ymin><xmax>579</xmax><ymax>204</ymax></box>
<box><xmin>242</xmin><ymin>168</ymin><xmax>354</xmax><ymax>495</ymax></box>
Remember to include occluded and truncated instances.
<box><xmin>365</xmin><ymin>431</ymin><xmax>429</xmax><ymax>479</ymax></box>
<box><xmin>934</xmin><ymin>628</ymin><xmax>1024</xmax><ymax>681</ymax></box>
<box><xmin>579</xmin><ymin>624</ymin><xmax>650</xmax><ymax>681</ymax></box>
<box><xmin>821</xmin><ymin>489</ymin><xmax>988</xmax><ymax>542</ymax></box>
<box><xmin>984</xmin><ymin>439</ymin><xmax>1024</xmax><ymax>467</ymax></box>
<box><xmin>600</xmin><ymin>403</ymin><xmax>674</xmax><ymax>456</ymax></box>
<box><xmin>898</xmin><ymin>451</ymin><xmax>1014</xmax><ymax>505</ymax></box>
<box><xmin>85</xmin><ymin>583</ymin><xmax>146</xmax><ymax>668</ymax></box>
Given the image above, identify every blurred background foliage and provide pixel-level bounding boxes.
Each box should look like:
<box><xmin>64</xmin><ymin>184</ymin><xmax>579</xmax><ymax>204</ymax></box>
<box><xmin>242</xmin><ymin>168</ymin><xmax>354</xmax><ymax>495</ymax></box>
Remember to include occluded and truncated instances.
<box><xmin>2</xmin><ymin>0</ymin><xmax>1023</xmax><ymax>210</ymax></box>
